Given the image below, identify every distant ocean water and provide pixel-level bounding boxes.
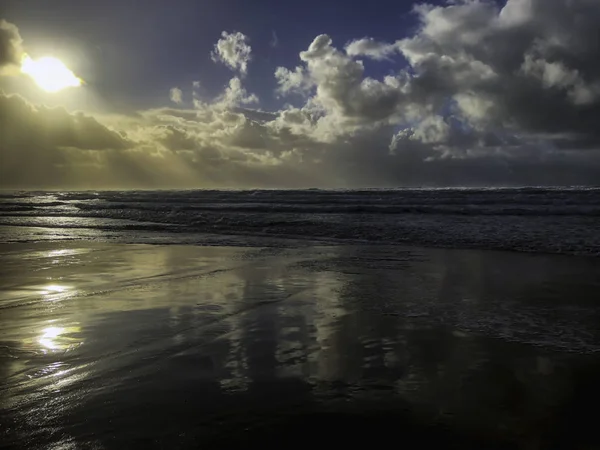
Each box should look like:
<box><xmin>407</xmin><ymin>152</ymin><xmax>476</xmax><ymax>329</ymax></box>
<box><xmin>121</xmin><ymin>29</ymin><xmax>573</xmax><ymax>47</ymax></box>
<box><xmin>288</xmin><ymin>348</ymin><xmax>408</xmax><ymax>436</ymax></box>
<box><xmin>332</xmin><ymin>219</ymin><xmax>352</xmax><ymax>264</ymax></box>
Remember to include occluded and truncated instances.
<box><xmin>1</xmin><ymin>187</ymin><xmax>599</xmax><ymax>255</ymax></box>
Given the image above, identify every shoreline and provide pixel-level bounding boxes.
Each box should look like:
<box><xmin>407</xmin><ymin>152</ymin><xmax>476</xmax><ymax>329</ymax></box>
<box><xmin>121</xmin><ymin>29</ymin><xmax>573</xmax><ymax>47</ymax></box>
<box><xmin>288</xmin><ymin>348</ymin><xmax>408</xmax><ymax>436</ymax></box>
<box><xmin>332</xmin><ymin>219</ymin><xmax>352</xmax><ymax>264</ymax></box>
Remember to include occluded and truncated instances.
<box><xmin>2</xmin><ymin>224</ymin><xmax>600</xmax><ymax>260</ymax></box>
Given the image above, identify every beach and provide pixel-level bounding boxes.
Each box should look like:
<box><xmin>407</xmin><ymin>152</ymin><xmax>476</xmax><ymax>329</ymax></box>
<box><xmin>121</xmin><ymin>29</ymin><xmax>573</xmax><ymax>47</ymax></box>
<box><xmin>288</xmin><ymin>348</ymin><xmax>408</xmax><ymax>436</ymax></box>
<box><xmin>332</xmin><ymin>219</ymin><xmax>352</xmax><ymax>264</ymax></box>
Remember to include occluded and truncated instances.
<box><xmin>1</xmin><ymin>240</ymin><xmax>600</xmax><ymax>448</ymax></box>
<box><xmin>3</xmin><ymin>0</ymin><xmax>600</xmax><ymax>443</ymax></box>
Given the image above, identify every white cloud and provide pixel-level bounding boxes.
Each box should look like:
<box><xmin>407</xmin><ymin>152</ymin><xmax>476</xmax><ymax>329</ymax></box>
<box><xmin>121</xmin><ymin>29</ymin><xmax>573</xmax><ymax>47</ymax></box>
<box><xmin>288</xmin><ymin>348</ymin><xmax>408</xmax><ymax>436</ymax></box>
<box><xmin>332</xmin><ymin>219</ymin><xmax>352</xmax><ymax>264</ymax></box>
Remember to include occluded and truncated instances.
<box><xmin>265</xmin><ymin>0</ymin><xmax>600</xmax><ymax>184</ymax></box>
<box><xmin>169</xmin><ymin>87</ymin><xmax>183</xmax><ymax>104</ymax></box>
<box><xmin>275</xmin><ymin>34</ymin><xmax>408</xmax><ymax>141</ymax></box>
<box><xmin>521</xmin><ymin>53</ymin><xmax>600</xmax><ymax>105</ymax></box>
<box><xmin>274</xmin><ymin>66</ymin><xmax>312</xmax><ymax>95</ymax></box>
<box><xmin>345</xmin><ymin>38</ymin><xmax>400</xmax><ymax>61</ymax></box>
<box><xmin>411</xmin><ymin>115</ymin><xmax>451</xmax><ymax>144</ymax></box>
<box><xmin>217</xmin><ymin>77</ymin><xmax>259</xmax><ymax>108</ymax></box>
<box><xmin>391</xmin><ymin>0</ymin><xmax>600</xmax><ymax>147</ymax></box>
<box><xmin>211</xmin><ymin>31</ymin><xmax>252</xmax><ymax>76</ymax></box>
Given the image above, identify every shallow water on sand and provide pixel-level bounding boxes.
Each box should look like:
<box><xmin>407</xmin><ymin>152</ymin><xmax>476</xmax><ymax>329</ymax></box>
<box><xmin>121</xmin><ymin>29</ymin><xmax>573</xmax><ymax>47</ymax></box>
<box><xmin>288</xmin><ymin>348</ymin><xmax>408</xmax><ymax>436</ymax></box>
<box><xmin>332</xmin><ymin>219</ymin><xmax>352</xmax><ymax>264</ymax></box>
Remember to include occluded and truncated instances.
<box><xmin>1</xmin><ymin>243</ymin><xmax>600</xmax><ymax>448</ymax></box>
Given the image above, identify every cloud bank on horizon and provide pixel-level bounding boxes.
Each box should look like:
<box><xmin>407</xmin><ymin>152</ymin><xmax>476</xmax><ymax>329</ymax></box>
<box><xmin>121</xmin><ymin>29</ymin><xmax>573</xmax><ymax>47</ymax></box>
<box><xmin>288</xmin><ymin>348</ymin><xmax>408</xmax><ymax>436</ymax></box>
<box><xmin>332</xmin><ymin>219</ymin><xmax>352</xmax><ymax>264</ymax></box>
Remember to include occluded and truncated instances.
<box><xmin>2</xmin><ymin>0</ymin><xmax>600</xmax><ymax>189</ymax></box>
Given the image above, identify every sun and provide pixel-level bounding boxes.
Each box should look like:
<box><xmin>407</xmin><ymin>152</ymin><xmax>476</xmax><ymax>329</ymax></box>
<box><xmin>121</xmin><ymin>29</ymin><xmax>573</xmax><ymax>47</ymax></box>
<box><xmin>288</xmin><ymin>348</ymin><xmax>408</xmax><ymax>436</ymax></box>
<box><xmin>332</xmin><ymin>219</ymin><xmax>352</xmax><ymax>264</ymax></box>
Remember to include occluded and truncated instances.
<box><xmin>21</xmin><ymin>55</ymin><xmax>83</xmax><ymax>93</ymax></box>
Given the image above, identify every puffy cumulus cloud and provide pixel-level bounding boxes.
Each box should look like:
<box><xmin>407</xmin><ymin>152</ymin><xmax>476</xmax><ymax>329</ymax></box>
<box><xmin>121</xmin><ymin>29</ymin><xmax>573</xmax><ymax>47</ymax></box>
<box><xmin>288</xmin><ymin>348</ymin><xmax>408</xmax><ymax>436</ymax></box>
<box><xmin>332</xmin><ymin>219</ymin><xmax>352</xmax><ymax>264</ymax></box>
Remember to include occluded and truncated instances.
<box><xmin>345</xmin><ymin>38</ymin><xmax>400</xmax><ymax>61</ymax></box>
<box><xmin>274</xmin><ymin>66</ymin><xmax>312</xmax><ymax>96</ymax></box>
<box><xmin>0</xmin><ymin>19</ymin><xmax>24</xmax><ymax>73</ymax></box>
<box><xmin>520</xmin><ymin>54</ymin><xmax>600</xmax><ymax>106</ymax></box>
<box><xmin>270</xmin><ymin>35</ymin><xmax>425</xmax><ymax>144</ymax></box>
<box><xmin>294</xmin><ymin>34</ymin><xmax>408</xmax><ymax>134</ymax></box>
<box><xmin>410</xmin><ymin>115</ymin><xmax>451</xmax><ymax>145</ymax></box>
<box><xmin>217</xmin><ymin>77</ymin><xmax>259</xmax><ymax>107</ymax></box>
<box><xmin>169</xmin><ymin>87</ymin><xmax>183</xmax><ymax>104</ymax></box>
<box><xmin>267</xmin><ymin>106</ymin><xmax>316</xmax><ymax>136</ymax></box>
<box><xmin>396</xmin><ymin>0</ymin><xmax>600</xmax><ymax>148</ymax></box>
<box><xmin>266</xmin><ymin>0</ymin><xmax>600</xmax><ymax>185</ymax></box>
<box><xmin>211</xmin><ymin>31</ymin><xmax>252</xmax><ymax>76</ymax></box>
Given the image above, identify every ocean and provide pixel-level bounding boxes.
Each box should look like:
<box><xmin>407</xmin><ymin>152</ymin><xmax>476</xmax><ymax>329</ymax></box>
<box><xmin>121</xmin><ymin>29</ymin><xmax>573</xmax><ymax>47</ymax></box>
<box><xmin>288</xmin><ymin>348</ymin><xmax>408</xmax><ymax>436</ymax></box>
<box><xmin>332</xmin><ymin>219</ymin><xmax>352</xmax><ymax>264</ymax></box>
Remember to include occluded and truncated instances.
<box><xmin>1</xmin><ymin>187</ymin><xmax>599</xmax><ymax>255</ymax></box>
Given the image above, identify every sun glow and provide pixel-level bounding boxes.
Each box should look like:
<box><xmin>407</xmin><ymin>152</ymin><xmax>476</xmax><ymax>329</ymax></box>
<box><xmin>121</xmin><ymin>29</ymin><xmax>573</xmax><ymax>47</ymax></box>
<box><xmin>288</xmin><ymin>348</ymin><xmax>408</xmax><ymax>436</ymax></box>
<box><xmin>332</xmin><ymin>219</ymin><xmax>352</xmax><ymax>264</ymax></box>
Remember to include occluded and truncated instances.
<box><xmin>21</xmin><ymin>55</ymin><xmax>83</xmax><ymax>92</ymax></box>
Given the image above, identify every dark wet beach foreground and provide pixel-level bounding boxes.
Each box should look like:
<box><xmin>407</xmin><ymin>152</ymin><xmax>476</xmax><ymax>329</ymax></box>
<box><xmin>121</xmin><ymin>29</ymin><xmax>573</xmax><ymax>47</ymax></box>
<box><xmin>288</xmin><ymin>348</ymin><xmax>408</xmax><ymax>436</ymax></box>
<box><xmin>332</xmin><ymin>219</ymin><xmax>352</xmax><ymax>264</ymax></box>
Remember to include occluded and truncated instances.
<box><xmin>1</xmin><ymin>242</ymin><xmax>600</xmax><ymax>449</ymax></box>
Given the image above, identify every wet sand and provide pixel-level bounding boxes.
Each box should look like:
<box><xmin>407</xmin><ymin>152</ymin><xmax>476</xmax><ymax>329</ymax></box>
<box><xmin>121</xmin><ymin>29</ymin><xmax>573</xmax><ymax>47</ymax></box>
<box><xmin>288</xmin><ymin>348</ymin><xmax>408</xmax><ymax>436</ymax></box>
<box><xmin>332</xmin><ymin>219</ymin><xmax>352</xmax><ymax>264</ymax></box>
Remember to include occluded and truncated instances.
<box><xmin>1</xmin><ymin>242</ymin><xmax>600</xmax><ymax>449</ymax></box>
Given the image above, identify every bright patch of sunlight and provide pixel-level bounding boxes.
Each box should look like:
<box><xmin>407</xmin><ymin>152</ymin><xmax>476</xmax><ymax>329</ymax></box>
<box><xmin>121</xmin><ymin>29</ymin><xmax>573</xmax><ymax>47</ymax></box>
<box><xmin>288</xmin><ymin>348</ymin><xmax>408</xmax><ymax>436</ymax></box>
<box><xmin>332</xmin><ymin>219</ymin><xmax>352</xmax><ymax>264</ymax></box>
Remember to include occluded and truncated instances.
<box><xmin>39</xmin><ymin>327</ymin><xmax>65</xmax><ymax>350</ymax></box>
<box><xmin>38</xmin><ymin>326</ymin><xmax>82</xmax><ymax>351</ymax></box>
<box><xmin>41</xmin><ymin>284</ymin><xmax>69</xmax><ymax>295</ymax></box>
<box><xmin>21</xmin><ymin>55</ymin><xmax>82</xmax><ymax>92</ymax></box>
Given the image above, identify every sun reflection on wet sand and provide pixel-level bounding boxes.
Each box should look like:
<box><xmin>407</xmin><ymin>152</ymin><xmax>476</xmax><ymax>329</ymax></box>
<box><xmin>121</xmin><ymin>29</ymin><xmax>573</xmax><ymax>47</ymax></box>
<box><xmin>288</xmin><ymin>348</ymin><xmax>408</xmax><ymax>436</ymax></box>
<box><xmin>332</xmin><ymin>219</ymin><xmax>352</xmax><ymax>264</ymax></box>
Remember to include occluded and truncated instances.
<box><xmin>46</xmin><ymin>249</ymin><xmax>83</xmax><ymax>259</ymax></box>
<box><xmin>38</xmin><ymin>324</ymin><xmax>82</xmax><ymax>352</ymax></box>
<box><xmin>39</xmin><ymin>326</ymin><xmax>65</xmax><ymax>350</ymax></box>
<box><xmin>40</xmin><ymin>284</ymin><xmax>69</xmax><ymax>295</ymax></box>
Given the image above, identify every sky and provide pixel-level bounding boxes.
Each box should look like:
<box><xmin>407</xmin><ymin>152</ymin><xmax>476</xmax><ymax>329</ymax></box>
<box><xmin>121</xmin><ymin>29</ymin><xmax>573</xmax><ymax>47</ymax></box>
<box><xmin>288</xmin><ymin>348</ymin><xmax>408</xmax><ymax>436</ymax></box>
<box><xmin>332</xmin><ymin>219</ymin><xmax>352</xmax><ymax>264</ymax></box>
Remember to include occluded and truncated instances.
<box><xmin>1</xmin><ymin>0</ymin><xmax>600</xmax><ymax>189</ymax></box>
